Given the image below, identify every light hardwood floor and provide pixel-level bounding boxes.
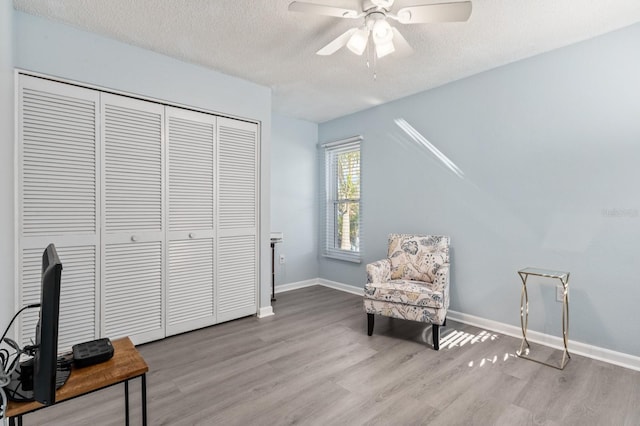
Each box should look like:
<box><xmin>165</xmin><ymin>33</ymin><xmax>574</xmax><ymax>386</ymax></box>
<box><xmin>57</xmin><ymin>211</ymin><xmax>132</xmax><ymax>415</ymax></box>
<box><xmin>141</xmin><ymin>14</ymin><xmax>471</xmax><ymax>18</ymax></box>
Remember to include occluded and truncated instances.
<box><xmin>23</xmin><ymin>285</ymin><xmax>640</xmax><ymax>425</ymax></box>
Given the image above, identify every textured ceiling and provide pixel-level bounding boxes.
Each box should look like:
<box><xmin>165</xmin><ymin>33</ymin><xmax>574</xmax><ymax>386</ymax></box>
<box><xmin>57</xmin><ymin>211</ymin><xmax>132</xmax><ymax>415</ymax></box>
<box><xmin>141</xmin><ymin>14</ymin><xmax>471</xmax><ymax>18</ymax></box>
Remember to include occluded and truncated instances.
<box><xmin>13</xmin><ymin>0</ymin><xmax>640</xmax><ymax>123</ymax></box>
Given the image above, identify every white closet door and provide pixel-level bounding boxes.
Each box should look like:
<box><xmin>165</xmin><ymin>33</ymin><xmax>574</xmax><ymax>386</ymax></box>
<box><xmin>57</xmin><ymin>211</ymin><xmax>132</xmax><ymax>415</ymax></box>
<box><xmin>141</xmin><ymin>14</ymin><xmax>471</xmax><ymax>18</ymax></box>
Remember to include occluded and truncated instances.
<box><xmin>166</xmin><ymin>107</ymin><xmax>216</xmax><ymax>336</ymax></box>
<box><xmin>216</xmin><ymin>117</ymin><xmax>259</xmax><ymax>322</ymax></box>
<box><xmin>101</xmin><ymin>93</ymin><xmax>165</xmax><ymax>345</ymax></box>
<box><xmin>17</xmin><ymin>75</ymin><xmax>100</xmax><ymax>351</ymax></box>
<box><xmin>20</xmin><ymin>245</ymin><xmax>97</xmax><ymax>351</ymax></box>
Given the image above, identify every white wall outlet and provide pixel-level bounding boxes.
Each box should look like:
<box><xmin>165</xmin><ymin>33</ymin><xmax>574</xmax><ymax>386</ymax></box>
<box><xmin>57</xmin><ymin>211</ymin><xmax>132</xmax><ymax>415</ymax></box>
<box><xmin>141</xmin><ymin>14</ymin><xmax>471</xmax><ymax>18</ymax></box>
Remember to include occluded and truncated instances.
<box><xmin>556</xmin><ymin>284</ymin><xmax>565</xmax><ymax>302</ymax></box>
<box><xmin>279</xmin><ymin>254</ymin><xmax>285</xmax><ymax>264</ymax></box>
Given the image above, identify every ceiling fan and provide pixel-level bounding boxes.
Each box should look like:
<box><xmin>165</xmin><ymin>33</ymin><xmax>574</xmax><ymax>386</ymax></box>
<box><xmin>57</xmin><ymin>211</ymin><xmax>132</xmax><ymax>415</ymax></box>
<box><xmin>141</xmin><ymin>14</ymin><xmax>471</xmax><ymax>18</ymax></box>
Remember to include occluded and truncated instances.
<box><xmin>289</xmin><ymin>0</ymin><xmax>472</xmax><ymax>59</ymax></box>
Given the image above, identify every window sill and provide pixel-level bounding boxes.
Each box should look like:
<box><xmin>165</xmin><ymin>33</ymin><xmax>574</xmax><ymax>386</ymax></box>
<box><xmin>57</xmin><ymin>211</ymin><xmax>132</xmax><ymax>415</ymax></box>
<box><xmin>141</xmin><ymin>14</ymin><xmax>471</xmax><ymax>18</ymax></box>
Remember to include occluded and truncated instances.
<box><xmin>323</xmin><ymin>251</ymin><xmax>361</xmax><ymax>264</ymax></box>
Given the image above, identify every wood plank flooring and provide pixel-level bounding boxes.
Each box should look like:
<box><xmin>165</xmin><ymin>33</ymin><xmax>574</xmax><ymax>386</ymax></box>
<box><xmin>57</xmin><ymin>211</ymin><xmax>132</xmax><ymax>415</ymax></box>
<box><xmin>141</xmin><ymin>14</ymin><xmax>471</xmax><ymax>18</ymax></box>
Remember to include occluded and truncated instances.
<box><xmin>22</xmin><ymin>285</ymin><xmax>640</xmax><ymax>425</ymax></box>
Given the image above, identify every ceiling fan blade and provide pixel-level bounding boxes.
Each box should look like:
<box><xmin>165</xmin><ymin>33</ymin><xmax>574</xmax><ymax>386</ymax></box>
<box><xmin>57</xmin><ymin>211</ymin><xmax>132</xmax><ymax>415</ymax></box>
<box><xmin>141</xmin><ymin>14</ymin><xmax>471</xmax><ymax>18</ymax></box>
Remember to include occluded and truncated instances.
<box><xmin>391</xmin><ymin>27</ymin><xmax>413</xmax><ymax>56</ymax></box>
<box><xmin>394</xmin><ymin>1</ymin><xmax>472</xmax><ymax>24</ymax></box>
<box><xmin>288</xmin><ymin>1</ymin><xmax>361</xmax><ymax>19</ymax></box>
<box><xmin>316</xmin><ymin>28</ymin><xmax>358</xmax><ymax>55</ymax></box>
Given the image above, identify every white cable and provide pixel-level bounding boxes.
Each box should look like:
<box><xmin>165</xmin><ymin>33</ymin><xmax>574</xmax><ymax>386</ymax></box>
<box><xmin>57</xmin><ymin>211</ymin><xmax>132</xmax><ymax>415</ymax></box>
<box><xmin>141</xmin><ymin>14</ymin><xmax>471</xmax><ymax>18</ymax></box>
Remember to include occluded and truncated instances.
<box><xmin>1</xmin><ymin>364</ymin><xmax>6</xmax><ymax>422</ymax></box>
<box><xmin>1</xmin><ymin>339</ymin><xmax>20</xmax><ymax>383</ymax></box>
<box><xmin>1</xmin><ymin>346</ymin><xmax>7</xmax><ymax>421</ymax></box>
<box><xmin>0</xmin><ymin>370</ymin><xmax>9</xmax><ymax>387</ymax></box>
<box><xmin>0</xmin><ymin>368</ymin><xmax>7</xmax><ymax>422</ymax></box>
<box><xmin>0</xmin><ymin>386</ymin><xmax>7</xmax><ymax>422</ymax></box>
<box><xmin>1</xmin><ymin>338</ymin><xmax>15</xmax><ymax>422</ymax></box>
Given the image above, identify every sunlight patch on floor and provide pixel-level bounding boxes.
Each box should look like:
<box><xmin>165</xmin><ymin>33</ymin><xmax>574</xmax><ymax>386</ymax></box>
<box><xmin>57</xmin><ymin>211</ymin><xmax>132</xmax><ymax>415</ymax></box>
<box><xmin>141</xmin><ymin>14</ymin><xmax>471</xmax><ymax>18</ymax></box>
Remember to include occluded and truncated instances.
<box><xmin>440</xmin><ymin>329</ymin><xmax>498</xmax><ymax>349</ymax></box>
<box><xmin>436</xmin><ymin>328</ymin><xmax>519</xmax><ymax>368</ymax></box>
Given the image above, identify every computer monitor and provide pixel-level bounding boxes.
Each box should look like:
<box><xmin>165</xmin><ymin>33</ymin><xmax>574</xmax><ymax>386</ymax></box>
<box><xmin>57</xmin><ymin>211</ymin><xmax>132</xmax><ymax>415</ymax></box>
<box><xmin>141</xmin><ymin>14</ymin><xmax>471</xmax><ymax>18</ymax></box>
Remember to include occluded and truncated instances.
<box><xmin>33</xmin><ymin>243</ymin><xmax>63</xmax><ymax>405</ymax></box>
<box><xmin>4</xmin><ymin>243</ymin><xmax>69</xmax><ymax>405</ymax></box>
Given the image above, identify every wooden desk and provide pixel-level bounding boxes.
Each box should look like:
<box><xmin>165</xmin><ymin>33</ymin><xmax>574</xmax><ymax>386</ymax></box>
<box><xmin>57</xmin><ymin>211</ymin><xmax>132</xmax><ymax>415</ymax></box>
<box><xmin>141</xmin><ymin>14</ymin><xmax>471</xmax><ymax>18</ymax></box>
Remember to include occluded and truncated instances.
<box><xmin>6</xmin><ymin>337</ymin><xmax>148</xmax><ymax>425</ymax></box>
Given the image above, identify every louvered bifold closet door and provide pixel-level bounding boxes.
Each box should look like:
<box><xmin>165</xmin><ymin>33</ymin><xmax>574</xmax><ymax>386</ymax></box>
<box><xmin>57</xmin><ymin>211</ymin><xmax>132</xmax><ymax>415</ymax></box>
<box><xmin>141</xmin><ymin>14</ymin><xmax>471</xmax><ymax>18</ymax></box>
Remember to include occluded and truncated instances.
<box><xmin>166</xmin><ymin>107</ymin><xmax>216</xmax><ymax>336</ymax></box>
<box><xmin>216</xmin><ymin>117</ymin><xmax>259</xmax><ymax>322</ymax></box>
<box><xmin>17</xmin><ymin>75</ymin><xmax>99</xmax><ymax>351</ymax></box>
<box><xmin>101</xmin><ymin>94</ymin><xmax>165</xmax><ymax>345</ymax></box>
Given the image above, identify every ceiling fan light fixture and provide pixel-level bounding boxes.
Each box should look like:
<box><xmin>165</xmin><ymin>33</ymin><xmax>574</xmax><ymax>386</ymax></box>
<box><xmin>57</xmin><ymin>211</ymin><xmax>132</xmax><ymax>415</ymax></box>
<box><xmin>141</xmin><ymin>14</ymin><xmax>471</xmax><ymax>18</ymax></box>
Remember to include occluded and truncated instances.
<box><xmin>371</xmin><ymin>0</ymin><xmax>394</xmax><ymax>9</ymax></box>
<box><xmin>372</xmin><ymin>19</ymin><xmax>393</xmax><ymax>43</ymax></box>
<box><xmin>375</xmin><ymin>39</ymin><xmax>395</xmax><ymax>58</ymax></box>
<box><xmin>347</xmin><ymin>28</ymin><xmax>370</xmax><ymax>55</ymax></box>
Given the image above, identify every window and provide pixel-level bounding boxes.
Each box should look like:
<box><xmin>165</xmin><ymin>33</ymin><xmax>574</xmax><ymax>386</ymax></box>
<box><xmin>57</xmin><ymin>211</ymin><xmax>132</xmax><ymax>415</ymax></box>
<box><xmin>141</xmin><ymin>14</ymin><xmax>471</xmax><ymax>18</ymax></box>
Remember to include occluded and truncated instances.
<box><xmin>320</xmin><ymin>136</ymin><xmax>361</xmax><ymax>262</ymax></box>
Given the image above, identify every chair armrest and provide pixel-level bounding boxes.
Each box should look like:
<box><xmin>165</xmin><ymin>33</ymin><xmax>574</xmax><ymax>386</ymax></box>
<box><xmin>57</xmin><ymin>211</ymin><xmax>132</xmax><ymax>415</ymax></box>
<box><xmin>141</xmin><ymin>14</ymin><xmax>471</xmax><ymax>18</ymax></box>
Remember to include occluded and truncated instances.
<box><xmin>433</xmin><ymin>263</ymin><xmax>450</xmax><ymax>308</ymax></box>
<box><xmin>366</xmin><ymin>259</ymin><xmax>391</xmax><ymax>283</ymax></box>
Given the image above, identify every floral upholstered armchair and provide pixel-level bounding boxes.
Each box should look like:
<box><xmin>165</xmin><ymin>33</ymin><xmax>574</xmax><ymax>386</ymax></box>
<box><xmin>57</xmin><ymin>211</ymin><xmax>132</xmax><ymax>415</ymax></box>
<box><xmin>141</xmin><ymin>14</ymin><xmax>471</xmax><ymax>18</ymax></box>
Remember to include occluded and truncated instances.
<box><xmin>363</xmin><ymin>234</ymin><xmax>450</xmax><ymax>350</ymax></box>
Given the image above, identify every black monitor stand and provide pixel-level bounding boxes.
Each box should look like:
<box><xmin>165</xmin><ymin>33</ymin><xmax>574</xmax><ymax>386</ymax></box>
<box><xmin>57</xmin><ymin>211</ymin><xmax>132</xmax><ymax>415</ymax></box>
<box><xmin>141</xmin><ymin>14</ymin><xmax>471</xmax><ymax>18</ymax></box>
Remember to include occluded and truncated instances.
<box><xmin>4</xmin><ymin>357</ymin><xmax>71</xmax><ymax>402</ymax></box>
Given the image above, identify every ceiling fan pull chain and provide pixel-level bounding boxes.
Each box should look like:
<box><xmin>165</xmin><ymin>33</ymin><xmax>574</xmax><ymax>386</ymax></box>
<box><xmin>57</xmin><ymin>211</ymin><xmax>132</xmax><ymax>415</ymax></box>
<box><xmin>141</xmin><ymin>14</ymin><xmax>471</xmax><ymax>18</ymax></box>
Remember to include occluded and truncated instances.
<box><xmin>373</xmin><ymin>48</ymin><xmax>378</xmax><ymax>81</ymax></box>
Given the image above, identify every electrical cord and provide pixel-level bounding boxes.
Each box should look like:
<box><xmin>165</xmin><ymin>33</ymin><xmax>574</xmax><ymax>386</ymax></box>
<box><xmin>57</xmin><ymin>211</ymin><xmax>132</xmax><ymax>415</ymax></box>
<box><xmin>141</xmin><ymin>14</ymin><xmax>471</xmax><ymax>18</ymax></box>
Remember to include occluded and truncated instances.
<box><xmin>0</xmin><ymin>386</ymin><xmax>7</xmax><ymax>425</ymax></box>
<box><xmin>0</xmin><ymin>341</ymin><xmax>18</xmax><ymax>421</ymax></box>
<box><xmin>0</xmin><ymin>347</ymin><xmax>10</xmax><ymax>421</ymax></box>
<box><xmin>1</xmin><ymin>339</ymin><xmax>21</xmax><ymax>380</ymax></box>
<box><xmin>0</xmin><ymin>304</ymin><xmax>40</xmax><ymax>345</ymax></box>
<box><xmin>1</xmin><ymin>304</ymin><xmax>40</xmax><ymax>421</ymax></box>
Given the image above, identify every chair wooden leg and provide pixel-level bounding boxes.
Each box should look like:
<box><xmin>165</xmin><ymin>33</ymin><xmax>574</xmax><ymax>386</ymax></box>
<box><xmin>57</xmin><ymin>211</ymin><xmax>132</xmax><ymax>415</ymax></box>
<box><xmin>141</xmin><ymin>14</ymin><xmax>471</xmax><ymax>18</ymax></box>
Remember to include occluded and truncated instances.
<box><xmin>432</xmin><ymin>324</ymin><xmax>440</xmax><ymax>350</ymax></box>
<box><xmin>367</xmin><ymin>313</ymin><xmax>374</xmax><ymax>336</ymax></box>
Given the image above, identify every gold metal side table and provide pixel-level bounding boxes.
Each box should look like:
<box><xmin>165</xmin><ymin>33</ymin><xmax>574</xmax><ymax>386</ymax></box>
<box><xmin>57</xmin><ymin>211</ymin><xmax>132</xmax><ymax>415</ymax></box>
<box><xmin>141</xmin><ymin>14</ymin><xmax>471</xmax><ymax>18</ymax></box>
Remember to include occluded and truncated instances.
<box><xmin>517</xmin><ymin>267</ymin><xmax>571</xmax><ymax>370</ymax></box>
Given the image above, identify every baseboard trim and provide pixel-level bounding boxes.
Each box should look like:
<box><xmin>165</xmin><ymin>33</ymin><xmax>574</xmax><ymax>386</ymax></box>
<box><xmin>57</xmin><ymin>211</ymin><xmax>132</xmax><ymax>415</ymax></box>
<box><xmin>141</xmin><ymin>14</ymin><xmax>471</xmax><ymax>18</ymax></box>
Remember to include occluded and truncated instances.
<box><xmin>448</xmin><ymin>310</ymin><xmax>640</xmax><ymax>372</ymax></box>
<box><xmin>275</xmin><ymin>278</ymin><xmax>320</xmax><ymax>294</ymax></box>
<box><xmin>257</xmin><ymin>306</ymin><xmax>274</xmax><ymax>318</ymax></box>
<box><xmin>275</xmin><ymin>278</ymin><xmax>364</xmax><ymax>296</ymax></box>
<box><xmin>317</xmin><ymin>278</ymin><xmax>364</xmax><ymax>296</ymax></box>
<box><xmin>275</xmin><ymin>278</ymin><xmax>640</xmax><ymax>372</ymax></box>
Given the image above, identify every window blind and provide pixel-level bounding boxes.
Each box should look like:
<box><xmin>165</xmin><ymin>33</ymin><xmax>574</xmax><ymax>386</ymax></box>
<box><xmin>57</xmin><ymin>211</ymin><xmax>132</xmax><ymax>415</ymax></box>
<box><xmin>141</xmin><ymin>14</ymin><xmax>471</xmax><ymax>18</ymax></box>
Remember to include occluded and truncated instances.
<box><xmin>319</xmin><ymin>136</ymin><xmax>362</xmax><ymax>263</ymax></box>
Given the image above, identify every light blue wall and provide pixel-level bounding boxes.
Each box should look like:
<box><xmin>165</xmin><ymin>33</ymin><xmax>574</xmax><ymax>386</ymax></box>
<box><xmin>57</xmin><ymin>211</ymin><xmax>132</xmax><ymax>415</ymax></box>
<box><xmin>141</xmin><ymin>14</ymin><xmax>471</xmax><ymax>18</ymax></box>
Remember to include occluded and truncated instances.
<box><xmin>0</xmin><ymin>1</ymin><xmax>14</xmax><ymax>332</ymax></box>
<box><xmin>13</xmin><ymin>12</ymin><xmax>270</xmax><ymax>124</ymax></box>
<box><xmin>319</xmin><ymin>23</ymin><xmax>640</xmax><ymax>356</ymax></box>
<box><xmin>9</xmin><ymin>11</ymin><xmax>273</xmax><ymax>310</ymax></box>
<box><xmin>271</xmin><ymin>114</ymin><xmax>319</xmax><ymax>285</ymax></box>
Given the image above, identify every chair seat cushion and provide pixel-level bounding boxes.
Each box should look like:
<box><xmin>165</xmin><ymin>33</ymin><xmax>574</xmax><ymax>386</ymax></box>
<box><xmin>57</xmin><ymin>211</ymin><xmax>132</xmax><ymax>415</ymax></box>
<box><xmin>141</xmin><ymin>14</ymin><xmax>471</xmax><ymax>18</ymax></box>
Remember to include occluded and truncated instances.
<box><xmin>364</xmin><ymin>299</ymin><xmax>445</xmax><ymax>325</ymax></box>
<box><xmin>364</xmin><ymin>280</ymin><xmax>444</xmax><ymax>308</ymax></box>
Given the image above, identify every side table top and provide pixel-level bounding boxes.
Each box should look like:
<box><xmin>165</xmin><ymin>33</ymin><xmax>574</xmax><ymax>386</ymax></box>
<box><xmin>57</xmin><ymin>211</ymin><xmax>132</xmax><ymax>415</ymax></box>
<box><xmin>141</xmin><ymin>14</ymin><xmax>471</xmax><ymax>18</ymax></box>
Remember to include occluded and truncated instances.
<box><xmin>518</xmin><ymin>267</ymin><xmax>569</xmax><ymax>280</ymax></box>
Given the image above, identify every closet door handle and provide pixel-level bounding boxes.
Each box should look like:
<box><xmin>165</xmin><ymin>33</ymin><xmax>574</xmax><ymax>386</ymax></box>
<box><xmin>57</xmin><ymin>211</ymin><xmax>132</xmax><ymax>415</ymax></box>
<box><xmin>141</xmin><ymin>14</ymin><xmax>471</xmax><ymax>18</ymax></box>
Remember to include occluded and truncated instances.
<box><xmin>131</xmin><ymin>235</ymin><xmax>138</xmax><ymax>242</ymax></box>
<box><xmin>189</xmin><ymin>233</ymin><xmax>195</xmax><ymax>239</ymax></box>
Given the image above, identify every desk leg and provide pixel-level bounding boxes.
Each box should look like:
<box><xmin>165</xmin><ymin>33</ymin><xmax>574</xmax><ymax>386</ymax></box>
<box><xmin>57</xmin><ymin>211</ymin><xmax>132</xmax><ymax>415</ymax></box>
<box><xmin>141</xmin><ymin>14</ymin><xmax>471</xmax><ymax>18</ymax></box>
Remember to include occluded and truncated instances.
<box><xmin>560</xmin><ymin>276</ymin><xmax>571</xmax><ymax>369</ymax></box>
<box><xmin>518</xmin><ymin>273</ymin><xmax>530</xmax><ymax>356</ymax></box>
<box><xmin>124</xmin><ymin>375</ymin><xmax>146</xmax><ymax>426</ymax></box>
<box><xmin>141</xmin><ymin>373</ymin><xmax>147</xmax><ymax>426</ymax></box>
<box><xmin>271</xmin><ymin>242</ymin><xmax>276</xmax><ymax>302</ymax></box>
<box><xmin>125</xmin><ymin>379</ymin><xmax>130</xmax><ymax>426</ymax></box>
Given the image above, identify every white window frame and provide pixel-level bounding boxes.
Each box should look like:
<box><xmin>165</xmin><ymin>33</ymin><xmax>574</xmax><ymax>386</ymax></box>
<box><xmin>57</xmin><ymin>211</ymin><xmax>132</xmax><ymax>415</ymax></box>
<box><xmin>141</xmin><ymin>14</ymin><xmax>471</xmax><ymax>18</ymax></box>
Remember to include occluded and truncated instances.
<box><xmin>320</xmin><ymin>136</ymin><xmax>362</xmax><ymax>263</ymax></box>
